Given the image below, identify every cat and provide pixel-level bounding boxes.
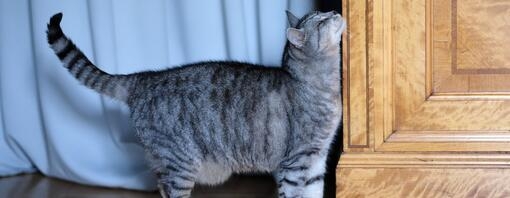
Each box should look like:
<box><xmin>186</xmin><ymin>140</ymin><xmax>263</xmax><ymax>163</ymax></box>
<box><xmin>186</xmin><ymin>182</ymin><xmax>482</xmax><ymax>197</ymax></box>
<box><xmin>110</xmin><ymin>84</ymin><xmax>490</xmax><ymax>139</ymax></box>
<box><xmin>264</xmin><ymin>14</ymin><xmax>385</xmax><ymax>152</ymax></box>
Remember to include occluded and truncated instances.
<box><xmin>46</xmin><ymin>10</ymin><xmax>345</xmax><ymax>198</ymax></box>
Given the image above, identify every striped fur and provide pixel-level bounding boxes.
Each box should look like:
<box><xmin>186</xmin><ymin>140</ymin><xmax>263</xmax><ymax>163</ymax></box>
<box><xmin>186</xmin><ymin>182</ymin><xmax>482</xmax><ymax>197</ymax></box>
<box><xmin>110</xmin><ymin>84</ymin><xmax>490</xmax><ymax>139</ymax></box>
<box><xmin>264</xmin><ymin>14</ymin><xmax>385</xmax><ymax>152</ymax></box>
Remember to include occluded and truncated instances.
<box><xmin>47</xmin><ymin>13</ymin><xmax>130</xmax><ymax>102</ymax></box>
<box><xmin>47</xmin><ymin>11</ymin><xmax>345</xmax><ymax>198</ymax></box>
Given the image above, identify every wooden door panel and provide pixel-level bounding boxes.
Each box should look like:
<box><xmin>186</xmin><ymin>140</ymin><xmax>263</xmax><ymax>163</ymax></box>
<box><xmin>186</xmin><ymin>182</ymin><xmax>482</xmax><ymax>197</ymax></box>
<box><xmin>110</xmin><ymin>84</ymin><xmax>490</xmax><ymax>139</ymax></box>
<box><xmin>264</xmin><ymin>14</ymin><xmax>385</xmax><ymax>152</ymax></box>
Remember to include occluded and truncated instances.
<box><xmin>343</xmin><ymin>0</ymin><xmax>510</xmax><ymax>153</ymax></box>
<box><xmin>339</xmin><ymin>2</ymin><xmax>510</xmax><ymax>195</ymax></box>
<box><xmin>432</xmin><ymin>0</ymin><xmax>510</xmax><ymax>94</ymax></box>
<box><xmin>455</xmin><ymin>0</ymin><xmax>510</xmax><ymax>71</ymax></box>
<box><xmin>390</xmin><ymin>0</ymin><xmax>510</xmax><ymax>151</ymax></box>
<box><xmin>343</xmin><ymin>0</ymin><xmax>370</xmax><ymax>150</ymax></box>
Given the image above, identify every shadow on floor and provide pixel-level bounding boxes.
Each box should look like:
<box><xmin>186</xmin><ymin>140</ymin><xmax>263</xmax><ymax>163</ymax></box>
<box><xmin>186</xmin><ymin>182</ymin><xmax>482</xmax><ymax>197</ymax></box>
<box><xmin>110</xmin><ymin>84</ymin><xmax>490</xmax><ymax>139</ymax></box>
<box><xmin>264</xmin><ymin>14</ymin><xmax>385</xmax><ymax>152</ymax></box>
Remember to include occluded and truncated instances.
<box><xmin>0</xmin><ymin>173</ymin><xmax>277</xmax><ymax>198</ymax></box>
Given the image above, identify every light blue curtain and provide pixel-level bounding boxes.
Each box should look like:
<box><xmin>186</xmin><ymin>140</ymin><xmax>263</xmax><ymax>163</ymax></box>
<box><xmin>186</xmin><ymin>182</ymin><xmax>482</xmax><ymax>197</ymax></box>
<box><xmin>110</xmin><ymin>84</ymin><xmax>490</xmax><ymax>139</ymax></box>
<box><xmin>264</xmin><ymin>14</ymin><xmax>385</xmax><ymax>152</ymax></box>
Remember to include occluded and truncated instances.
<box><xmin>0</xmin><ymin>0</ymin><xmax>314</xmax><ymax>190</ymax></box>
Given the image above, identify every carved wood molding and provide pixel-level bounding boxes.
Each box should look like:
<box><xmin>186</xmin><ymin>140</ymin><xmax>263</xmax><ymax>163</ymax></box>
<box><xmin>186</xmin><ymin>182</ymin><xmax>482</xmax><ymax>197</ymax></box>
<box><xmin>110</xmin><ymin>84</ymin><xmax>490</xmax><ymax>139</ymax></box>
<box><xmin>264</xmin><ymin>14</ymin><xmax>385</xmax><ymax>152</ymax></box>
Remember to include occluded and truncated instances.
<box><xmin>339</xmin><ymin>153</ymin><xmax>510</xmax><ymax>168</ymax></box>
<box><xmin>336</xmin><ymin>168</ymin><xmax>510</xmax><ymax>197</ymax></box>
<box><xmin>342</xmin><ymin>0</ymin><xmax>370</xmax><ymax>150</ymax></box>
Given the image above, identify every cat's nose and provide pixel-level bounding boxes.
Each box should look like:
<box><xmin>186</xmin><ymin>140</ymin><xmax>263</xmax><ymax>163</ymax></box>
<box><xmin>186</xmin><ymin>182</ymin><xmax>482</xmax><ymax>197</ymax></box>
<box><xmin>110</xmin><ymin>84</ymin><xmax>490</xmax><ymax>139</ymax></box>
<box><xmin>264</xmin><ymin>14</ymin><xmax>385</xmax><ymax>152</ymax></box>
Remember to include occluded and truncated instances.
<box><xmin>327</xmin><ymin>11</ymin><xmax>339</xmax><ymax>16</ymax></box>
<box><xmin>330</xmin><ymin>12</ymin><xmax>342</xmax><ymax>20</ymax></box>
<box><xmin>328</xmin><ymin>11</ymin><xmax>341</xmax><ymax>19</ymax></box>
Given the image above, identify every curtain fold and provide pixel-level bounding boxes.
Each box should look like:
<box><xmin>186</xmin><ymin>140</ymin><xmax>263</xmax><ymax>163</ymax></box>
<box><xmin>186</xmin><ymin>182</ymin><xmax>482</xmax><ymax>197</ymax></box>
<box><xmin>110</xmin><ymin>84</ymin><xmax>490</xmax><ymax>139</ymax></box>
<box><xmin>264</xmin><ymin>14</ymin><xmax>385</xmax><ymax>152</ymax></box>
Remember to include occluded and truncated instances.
<box><xmin>0</xmin><ymin>0</ymin><xmax>313</xmax><ymax>190</ymax></box>
<box><xmin>1</xmin><ymin>0</ymin><xmax>45</xmax><ymax>176</ymax></box>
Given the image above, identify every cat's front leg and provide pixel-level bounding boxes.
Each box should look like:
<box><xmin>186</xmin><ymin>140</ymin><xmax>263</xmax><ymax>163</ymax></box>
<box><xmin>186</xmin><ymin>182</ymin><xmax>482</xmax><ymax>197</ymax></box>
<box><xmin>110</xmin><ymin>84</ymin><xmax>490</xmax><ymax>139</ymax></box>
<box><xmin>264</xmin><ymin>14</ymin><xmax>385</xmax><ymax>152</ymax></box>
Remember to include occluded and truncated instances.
<box><xmin>275</xmin><ymin>151</ymin><xmax>327</xmax><ymax>198</ymax></box>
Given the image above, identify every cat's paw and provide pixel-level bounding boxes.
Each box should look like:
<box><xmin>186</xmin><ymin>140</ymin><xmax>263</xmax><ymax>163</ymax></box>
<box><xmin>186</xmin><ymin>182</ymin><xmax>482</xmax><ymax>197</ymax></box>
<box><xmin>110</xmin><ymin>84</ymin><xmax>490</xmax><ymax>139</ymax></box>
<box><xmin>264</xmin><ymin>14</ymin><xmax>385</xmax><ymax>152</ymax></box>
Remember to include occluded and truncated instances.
<box><xmin>158</xmin><ymin>184</ymin><xmax>169</xmax><ymax>198</ymax></box>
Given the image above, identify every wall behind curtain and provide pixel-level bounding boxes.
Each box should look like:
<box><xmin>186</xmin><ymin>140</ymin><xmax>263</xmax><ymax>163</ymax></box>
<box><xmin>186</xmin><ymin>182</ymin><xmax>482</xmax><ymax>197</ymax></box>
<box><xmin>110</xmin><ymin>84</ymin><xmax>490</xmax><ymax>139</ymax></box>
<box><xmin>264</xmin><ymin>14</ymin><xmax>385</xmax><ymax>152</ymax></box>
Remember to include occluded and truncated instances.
<box><xmin>0</xmin><ymin>0</ymin><xmax>314</xmax><ymax>190</ymax></box>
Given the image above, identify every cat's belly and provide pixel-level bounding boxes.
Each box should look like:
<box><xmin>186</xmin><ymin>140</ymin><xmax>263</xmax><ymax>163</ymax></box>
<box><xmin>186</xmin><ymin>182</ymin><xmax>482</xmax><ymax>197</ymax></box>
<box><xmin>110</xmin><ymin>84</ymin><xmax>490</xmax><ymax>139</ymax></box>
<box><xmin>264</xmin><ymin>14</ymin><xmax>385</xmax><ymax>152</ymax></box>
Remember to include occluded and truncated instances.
<box><xmin>195</xmin><ymin>160</ymin><xmax>232</xmax><ymax>185</ymax></box>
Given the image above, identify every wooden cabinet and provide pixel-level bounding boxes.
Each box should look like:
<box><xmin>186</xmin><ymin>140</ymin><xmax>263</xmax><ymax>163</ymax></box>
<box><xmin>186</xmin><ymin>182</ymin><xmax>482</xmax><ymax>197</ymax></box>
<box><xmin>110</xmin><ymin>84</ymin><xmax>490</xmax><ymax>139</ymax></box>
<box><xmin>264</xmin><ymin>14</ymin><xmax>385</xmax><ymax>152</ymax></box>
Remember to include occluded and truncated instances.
<box><xmin>337</xmin><ymin>0</ymin><xmax>510</xmax><ymax>197</ymax></box>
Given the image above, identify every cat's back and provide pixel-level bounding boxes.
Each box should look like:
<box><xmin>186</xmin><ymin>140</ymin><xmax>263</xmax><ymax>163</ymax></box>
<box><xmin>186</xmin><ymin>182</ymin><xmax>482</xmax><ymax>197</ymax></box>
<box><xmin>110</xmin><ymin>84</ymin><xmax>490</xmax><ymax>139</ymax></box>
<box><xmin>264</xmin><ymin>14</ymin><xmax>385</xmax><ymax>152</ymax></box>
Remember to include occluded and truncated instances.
<box><xmin>128</xmin><ymin>61</ymin><xmax>290</xmax><ymax>100</ymax></box>
<box><xmin>127</xmin><ymin>61</ymin><xmax>293</xmax><ymax>127</ymax></box>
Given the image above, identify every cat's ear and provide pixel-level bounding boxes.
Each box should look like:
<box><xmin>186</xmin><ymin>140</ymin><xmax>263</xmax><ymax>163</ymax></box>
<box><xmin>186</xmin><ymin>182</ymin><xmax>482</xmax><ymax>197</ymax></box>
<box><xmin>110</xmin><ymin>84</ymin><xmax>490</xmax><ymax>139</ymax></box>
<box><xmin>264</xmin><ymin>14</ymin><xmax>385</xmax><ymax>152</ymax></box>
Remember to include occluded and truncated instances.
<box><xmin>286</xmin><ymin>28</ymin><xmax>305</xmax><ymax>48</ymax></box>
<box><xmin>286</xmin><ymin>10</ymin><xmax>300</xmax><ymax>27</ymax></box>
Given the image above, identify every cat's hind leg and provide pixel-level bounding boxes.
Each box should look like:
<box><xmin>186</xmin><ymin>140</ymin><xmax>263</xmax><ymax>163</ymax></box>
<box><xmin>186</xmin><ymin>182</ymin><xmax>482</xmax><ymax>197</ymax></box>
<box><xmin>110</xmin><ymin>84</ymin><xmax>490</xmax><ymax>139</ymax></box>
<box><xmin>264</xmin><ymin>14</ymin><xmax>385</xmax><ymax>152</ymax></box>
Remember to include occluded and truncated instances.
<box><xmin>157</xmin><ymin>171</ymin><xmax>196</xmax><ymax>198</ymax></box>
<box><xmin>153</xmin><ymin>154</ymin><xmax>200</xmax><ymax>198</ymax></box>
<box><xmin>147</xmin><ymin>143</ymin><xmax>201</xmax><ymax>198</ymax></box>
<box><xmin>274</xmin><ymin>149</ymin><xmax>327</xmax><ymax>198</ymax></box>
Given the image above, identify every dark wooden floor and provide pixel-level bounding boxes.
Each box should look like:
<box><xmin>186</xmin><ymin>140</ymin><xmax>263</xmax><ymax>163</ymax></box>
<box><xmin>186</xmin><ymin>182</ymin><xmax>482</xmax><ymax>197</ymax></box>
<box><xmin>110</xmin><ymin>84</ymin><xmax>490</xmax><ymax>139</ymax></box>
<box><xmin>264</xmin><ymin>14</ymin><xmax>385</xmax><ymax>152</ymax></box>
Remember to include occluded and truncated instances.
<box><xmin>0</xmin><ymin>173</ymin><xmax>277</xmax><ymax>198</ymax></box>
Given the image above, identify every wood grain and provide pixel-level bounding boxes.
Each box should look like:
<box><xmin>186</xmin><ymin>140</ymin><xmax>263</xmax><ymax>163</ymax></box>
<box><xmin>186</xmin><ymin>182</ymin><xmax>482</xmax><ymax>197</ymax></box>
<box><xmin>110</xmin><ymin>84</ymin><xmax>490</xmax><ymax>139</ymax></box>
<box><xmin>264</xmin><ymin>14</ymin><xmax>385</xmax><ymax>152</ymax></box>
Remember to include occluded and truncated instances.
<box><xmin>390</xmin><ymin>0</ymin><xmax>510</xmax><ymax>144</ymax></box>
<box><xmin>339</xmin><ymin>0</ymin><xmax>510</xmax><ymax>196</ymax></box>
<box><xmin>336</xmin><ymin>168</ymin><xmax>510</xmax><ymax>198</ymax></box>
<box><xmin>455</xmin><ymin>0</ymin><xmax>510</xmax><ymax>71</ymax></box>
<box><xmin>431</xmin><ymin>0</ymin><xmax>510</xmax><ymax>93</ymax></box>
<box><xmin>339</xmin><ymin>153</ymin><xmax>510</xmax><ymax>168</ymax></box>
<box><xmin>342</xmin><ymin>0</ymin><xmax>510</xmax><ymax>152</ymax></box>
<box><xmin>343</xmin><ymin>0</ymin><xmax>370</xmax><ymax>150</ymax></box>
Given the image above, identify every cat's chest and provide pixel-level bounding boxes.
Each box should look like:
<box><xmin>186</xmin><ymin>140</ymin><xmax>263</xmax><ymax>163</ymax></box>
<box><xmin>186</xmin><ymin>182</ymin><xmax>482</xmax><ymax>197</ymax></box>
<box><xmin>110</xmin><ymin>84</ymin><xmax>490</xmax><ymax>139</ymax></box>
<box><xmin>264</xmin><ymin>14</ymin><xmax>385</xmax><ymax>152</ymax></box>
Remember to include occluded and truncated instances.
<box><xmin>302</xmin><ymin>89</ymin><xmax>342</xmax><ymax>126</ymax></box>
<box><xmin>304</xmin><ymin>89</ymin><xmax>341</xmax><ymax>111</ymax></box>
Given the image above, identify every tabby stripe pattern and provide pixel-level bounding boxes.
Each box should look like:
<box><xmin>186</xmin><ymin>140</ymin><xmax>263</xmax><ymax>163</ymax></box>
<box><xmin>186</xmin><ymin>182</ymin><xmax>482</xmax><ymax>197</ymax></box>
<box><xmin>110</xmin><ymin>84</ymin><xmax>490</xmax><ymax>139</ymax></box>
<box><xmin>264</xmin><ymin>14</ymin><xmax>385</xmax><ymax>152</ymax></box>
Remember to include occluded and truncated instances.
<box><xmin>304</xmin><ymin>174</ymin><xmax>324</xmax><ymax>186</ymax></box>
<box><xmin>46</xmin><ymin>10</ymin><xmax>345</xmax><ymax>198</ymax></box>
<box><xmin>46</xmin><ymin>13</ymin><xmax>130</xmax><ymax>102</ymax></box>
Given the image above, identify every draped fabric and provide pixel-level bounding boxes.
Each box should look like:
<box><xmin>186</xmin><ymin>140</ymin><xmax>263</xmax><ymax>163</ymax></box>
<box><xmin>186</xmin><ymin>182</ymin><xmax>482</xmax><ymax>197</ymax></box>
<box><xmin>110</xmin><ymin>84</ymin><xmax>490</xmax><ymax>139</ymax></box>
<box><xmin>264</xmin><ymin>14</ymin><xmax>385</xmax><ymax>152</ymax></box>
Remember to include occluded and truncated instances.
<box><xmin>0</xmin><ymin>0</ymin><xmax>314</xmax><ymax>190</ymax></box>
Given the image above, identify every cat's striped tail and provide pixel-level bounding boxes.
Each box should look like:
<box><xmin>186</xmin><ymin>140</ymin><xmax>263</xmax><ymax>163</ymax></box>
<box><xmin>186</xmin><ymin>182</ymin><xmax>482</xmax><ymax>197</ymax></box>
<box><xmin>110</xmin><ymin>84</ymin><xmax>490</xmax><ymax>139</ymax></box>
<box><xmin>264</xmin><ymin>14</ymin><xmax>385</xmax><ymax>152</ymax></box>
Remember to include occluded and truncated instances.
<box><xmin>46</xmin><ymin>13</ymin><xmax>131</xmax><ymax>102</ymax></box>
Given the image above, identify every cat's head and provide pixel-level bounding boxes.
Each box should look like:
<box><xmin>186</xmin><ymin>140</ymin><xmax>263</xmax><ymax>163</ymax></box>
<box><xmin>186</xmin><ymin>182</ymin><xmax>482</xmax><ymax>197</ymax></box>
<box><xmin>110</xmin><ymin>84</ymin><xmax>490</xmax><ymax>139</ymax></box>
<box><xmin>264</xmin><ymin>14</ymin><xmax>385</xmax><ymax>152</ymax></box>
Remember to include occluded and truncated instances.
<box><xmin>285</xmin><ymin>11</ymin><xmax>346</xmax><ymax>57</ymax></box>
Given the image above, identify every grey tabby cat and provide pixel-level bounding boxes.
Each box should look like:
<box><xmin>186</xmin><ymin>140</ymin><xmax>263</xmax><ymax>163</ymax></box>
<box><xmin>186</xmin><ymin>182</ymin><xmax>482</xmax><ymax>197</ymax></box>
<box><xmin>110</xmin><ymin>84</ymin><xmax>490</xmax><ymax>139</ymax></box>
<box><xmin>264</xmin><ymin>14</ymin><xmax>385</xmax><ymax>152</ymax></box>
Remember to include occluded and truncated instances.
<box><xmin>46</xmin><ymin>10</ymin><xmax>345</xmax><ymax>198</ymax></box>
